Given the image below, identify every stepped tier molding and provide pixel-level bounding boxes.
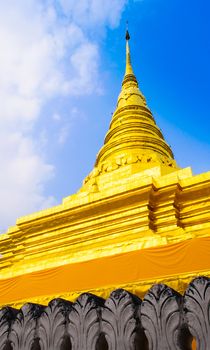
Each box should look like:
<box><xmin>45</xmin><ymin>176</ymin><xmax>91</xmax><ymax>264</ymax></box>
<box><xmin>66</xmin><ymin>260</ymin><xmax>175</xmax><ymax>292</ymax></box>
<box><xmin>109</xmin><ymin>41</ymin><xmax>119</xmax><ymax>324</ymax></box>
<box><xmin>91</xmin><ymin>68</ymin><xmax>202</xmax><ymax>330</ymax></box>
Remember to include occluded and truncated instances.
<box><xmin>0</xmin><ymin>167</ymin><xmax>210</xmax><ymax>307</ymax></box>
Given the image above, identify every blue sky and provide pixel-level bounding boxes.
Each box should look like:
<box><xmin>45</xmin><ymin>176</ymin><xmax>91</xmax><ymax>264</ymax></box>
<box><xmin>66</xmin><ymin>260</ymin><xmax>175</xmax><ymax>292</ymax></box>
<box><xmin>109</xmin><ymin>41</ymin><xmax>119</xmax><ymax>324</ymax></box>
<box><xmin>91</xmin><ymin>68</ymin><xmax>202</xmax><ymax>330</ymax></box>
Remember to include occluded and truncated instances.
<box><xmin>0</xmin><ymin>0</ymin><xmax>209</xmax><ymax>231</ymax></box>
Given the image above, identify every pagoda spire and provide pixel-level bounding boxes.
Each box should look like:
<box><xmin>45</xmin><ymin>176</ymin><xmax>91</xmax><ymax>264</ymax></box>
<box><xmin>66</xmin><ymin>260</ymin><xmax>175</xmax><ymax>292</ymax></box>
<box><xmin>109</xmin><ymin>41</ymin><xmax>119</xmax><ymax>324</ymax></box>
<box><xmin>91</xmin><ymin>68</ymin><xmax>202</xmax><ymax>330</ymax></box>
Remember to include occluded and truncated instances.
<box><xmin>125</xmin><ymin>30</ymin><xmax>134</xmax><ymax>76</ymax></box>
<box><xmin>123</xmin><ymin>29</ymin><xmax>138</xmax><ymax>88</ymax></box>
<box><xmin>81</xmin><ymin>31</ymin><xmax>178</xmax><ymax>192</ymax></box>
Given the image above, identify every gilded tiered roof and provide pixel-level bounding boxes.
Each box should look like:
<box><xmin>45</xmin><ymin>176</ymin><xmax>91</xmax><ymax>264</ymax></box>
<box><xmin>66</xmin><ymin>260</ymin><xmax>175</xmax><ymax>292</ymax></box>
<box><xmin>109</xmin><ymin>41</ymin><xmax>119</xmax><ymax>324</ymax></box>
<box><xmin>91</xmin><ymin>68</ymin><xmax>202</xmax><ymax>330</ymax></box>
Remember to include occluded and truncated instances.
<box><xmin>82</xmin><ymin>31</ymin><xmax>178</xmax><ymax>192</ymax></box>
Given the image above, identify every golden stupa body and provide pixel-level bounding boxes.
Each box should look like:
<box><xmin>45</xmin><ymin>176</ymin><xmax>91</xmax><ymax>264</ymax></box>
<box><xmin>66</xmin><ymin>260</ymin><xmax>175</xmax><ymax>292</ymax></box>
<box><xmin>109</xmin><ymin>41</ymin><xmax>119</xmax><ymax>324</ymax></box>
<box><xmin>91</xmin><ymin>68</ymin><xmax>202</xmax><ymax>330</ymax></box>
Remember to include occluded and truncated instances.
<box><xmin>0</xmin><ymin>33</ymin><xmax>210</xmax><ymax>308</ymax></box>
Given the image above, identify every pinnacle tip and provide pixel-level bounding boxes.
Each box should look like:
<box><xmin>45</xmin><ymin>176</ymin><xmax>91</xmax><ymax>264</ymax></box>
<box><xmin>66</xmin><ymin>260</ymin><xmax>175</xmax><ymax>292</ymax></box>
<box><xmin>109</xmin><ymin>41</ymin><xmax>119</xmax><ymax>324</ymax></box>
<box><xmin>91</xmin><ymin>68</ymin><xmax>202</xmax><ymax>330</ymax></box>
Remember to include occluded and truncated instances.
<box><xmin>125</xmin><ymin>30</ymin><xmax>130</xmax><ymax>41</ymax></box>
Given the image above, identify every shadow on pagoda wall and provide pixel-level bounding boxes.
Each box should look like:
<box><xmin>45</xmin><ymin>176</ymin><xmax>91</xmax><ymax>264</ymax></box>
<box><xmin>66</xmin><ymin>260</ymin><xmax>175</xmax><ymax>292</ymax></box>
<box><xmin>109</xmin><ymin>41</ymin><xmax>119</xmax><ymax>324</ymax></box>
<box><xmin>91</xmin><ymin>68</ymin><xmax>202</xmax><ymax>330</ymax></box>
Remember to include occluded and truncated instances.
<box><xmin>1</xmin><ymin>277</ymin><xmax>209</xmax><ymax>350</ymax></box>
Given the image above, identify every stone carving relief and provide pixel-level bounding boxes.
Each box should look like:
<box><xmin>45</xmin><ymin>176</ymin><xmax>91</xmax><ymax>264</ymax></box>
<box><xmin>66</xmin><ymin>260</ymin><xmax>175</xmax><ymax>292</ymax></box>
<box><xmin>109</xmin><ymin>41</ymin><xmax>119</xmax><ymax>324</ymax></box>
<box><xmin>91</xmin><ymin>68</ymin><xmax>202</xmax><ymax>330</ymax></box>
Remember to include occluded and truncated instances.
<box><xmin>141</xmin><ymin>284</ymin><xmax>191</xmax><ymax>350</ymax></box>
<box><xmin>184</xmin><ymin>276</ymin><xmax>210</xmax><ymax>350</ymax></box>
<box><xmin>38</xmin><ymin>298</ymin><xmax>71</xmax><ymax>350</ymax></box>
<box><xmin>68</xmin><ymin>293</ymin><xmax>104</xmax><ymax>350</ymax></box>
<box><xmin>9</xmin><ymin>303</ymin><xmax>43</xmax><ymax>350</ymax></box>
<box><xmin>101</xmin><ymin>289</ymin><xmax>142</xmax><ymax>350</ymax></box>
<box><xmin>0</xmin><ymin>277</ymin><xmax>209</xmax><ymax>349</ymax></box>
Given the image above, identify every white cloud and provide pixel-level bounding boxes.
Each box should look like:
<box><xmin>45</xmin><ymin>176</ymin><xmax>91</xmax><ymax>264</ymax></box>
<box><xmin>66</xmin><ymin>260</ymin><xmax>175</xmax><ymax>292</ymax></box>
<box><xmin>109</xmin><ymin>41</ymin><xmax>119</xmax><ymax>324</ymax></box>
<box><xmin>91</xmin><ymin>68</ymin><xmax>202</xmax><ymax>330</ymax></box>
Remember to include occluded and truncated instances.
<box><xmin>66</xmin><ymin>43</ymin><xmax>100</xmax><ymax>95</ymax></box>
<box><xmin>0</xmin><ymin>0</ymin><xmax>126</xmax><ymax>232</ymax></box>
<box><xmin>59</xmin><ymin>0</ymin><xmax>127</xmax><ymax>28</ymax></box>
<box><xmin>0</xmin><ymin>131</ymin><xmax>55</xmax><ymax>232</ymax></box>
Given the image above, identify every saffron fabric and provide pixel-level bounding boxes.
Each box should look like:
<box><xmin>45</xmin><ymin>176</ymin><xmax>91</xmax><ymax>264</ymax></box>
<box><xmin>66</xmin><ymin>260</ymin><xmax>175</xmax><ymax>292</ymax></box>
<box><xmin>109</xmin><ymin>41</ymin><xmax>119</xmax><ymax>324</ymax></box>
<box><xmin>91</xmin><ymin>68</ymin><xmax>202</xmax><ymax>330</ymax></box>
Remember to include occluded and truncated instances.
<box><xmin>0</xmin><ymin>236</ymin><xmax>210</xmax><ymax>304</ymax></box>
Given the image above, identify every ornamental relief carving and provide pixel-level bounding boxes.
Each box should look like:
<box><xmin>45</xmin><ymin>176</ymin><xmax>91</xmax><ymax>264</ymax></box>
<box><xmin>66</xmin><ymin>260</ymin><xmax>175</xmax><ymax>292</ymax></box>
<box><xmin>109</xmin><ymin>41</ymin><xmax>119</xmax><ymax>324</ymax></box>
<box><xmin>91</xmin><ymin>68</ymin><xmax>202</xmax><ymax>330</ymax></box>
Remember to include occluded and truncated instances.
<box><xmin>83</xmin><ymin>153</ymin><xmax>177</xmax><ymax>186</ymax></box>
<box><xmin>0</xmin><ymin>277</ymin><xmax>208</xmax><ymax>350</ymax></box>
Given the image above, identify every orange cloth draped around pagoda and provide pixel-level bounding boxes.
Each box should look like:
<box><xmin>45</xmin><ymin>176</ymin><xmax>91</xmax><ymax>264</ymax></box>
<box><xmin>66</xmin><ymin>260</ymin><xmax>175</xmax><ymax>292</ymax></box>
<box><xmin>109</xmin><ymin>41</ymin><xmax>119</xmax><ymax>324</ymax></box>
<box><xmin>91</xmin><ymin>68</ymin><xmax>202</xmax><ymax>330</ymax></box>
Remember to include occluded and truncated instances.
<box><xmin>0</xmin><ymin>236</ymin><xmax>210</xmax><ymax>304</ymax></box>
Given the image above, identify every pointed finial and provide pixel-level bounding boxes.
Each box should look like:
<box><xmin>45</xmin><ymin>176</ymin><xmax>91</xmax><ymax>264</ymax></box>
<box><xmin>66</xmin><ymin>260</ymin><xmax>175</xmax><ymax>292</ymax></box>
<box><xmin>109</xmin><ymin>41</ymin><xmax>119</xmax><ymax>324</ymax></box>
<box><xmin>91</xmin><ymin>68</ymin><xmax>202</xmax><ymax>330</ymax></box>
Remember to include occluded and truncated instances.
<box><xmin>125</xmin><ymin>30</ymin><xmax>130</xmax><ymax>41</ymax></box>
<box><xmin>125</xmin><ymin>21</ymin><xmax>130</xmax><ymax>41</ymax></box>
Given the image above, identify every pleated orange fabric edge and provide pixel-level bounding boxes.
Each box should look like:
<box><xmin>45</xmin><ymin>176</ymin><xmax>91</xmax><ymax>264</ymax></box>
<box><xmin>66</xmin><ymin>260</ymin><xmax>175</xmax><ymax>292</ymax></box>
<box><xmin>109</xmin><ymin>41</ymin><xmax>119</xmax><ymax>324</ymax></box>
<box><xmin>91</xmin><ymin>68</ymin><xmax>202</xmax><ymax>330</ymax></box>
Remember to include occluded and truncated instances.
<box><xmin>0</xmin><ymin>236</ymin><xmax>210</xmax><ymax>304</ymax></box>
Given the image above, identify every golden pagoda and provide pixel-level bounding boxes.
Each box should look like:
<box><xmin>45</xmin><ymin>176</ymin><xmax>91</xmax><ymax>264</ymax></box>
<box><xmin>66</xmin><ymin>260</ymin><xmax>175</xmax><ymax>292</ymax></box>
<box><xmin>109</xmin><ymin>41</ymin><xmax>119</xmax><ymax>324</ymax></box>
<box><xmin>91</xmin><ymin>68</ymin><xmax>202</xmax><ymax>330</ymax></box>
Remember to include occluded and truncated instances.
<box><xmin>0</xmin><ymin>32</ymin><xmax>210</xmax><ymax>309</ymax></box>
